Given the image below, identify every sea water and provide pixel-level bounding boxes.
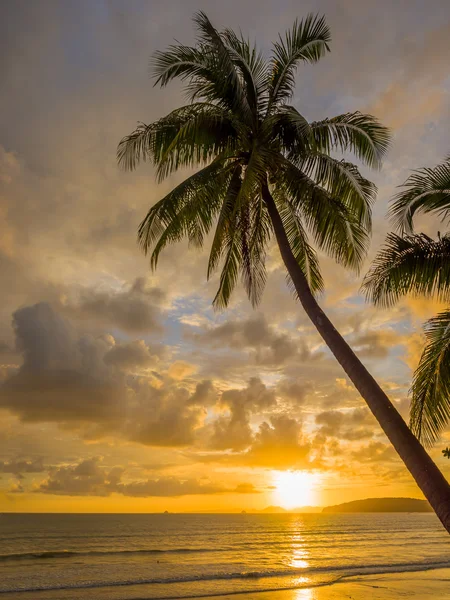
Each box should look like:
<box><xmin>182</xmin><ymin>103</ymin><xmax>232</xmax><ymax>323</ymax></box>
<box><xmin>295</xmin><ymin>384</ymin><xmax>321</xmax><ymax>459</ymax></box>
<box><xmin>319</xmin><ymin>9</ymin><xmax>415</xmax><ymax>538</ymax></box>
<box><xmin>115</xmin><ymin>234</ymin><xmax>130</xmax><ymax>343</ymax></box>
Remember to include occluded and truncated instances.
<box><xmin>0</xmin><ymin>513</ymin><xmax>448</xmax><ymax>599</ymax></box>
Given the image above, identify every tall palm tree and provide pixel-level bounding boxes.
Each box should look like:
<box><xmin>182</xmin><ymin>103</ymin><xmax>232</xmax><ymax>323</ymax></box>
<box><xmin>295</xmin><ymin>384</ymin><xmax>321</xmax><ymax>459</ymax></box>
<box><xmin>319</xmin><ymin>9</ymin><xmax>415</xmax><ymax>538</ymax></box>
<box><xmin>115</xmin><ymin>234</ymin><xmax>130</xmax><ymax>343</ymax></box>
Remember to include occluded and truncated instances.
<box><xmin>364</xmin><ymin>156</ymin><xmax>450</xmax><ymax>448</ymax></box>
<box><xmin>118</xmin><ymin>13</ymin><xmax>450</xmax><ymax>531</ymax></box>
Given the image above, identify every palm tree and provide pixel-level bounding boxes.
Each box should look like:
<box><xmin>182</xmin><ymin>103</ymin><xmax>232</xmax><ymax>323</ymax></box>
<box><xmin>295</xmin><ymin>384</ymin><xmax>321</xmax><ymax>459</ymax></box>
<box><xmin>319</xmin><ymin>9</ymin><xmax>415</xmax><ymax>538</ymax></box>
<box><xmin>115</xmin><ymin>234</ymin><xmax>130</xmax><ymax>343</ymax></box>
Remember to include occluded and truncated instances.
<box><xmin>118</xmin><ymin>13</ymin><xmax>450</xmax><ymax>531</ymax></box>
<box><xmin>364</xmin><ymin>156</ymin><xmax>450</xmax><ymax>449</ymax></box>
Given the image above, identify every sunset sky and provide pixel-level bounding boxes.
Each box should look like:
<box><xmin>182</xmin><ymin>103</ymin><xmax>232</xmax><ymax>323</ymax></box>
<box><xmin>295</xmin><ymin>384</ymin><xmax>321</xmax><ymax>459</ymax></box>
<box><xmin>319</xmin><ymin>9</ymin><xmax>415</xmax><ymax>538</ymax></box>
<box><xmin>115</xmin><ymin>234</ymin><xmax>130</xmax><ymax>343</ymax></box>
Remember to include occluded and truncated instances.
<box><xmin>1</xmin><ymin>0</ymin><xmax>450</xmax><ymax>513</ymax></box>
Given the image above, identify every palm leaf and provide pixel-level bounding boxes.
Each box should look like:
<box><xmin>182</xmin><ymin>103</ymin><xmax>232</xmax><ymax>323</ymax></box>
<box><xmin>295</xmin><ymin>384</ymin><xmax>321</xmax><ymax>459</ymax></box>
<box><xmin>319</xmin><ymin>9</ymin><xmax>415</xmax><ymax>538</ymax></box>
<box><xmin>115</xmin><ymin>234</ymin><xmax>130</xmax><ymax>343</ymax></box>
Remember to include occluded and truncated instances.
<box><xmin>277</xmin><ymin>158</ymin><xmax>370</xmax><ymax>270</ymax></box>
<box><xmin>362</xmin><ymin>233</ymin><xmax>450</xmax><ymax>308</ymax></box>
<box><xmin>268</xmin><ymin>105</ymin><xmax>312</xmax><ymax>154</ymax></box>
<box><xmin>221</xmin><ymin>29</ymin><xmax>269</xmax><ymax>121</ymax></box>
<box><xmin>268</xmin><ymin>14</ymin><xmax>331</xmax><ymax>110</ymax></box>
<box><xmin>138</xmin><ymin>158</ymin><xmax>235</xmax><ymax>264</ymax></box>
<box><xmin>311</xmin><ymin>112</ymin><xmax>390</xmax><ymax>169</ymax></box>
<box><xmin>389</xmin><ymin>157</ymin><xmax>450</xmax><ymax>233</ymax></box>
<box><xmin>117</xmin><ymin>103</ymin><xmax>240</xmax><ymax>175</ymax></box>
<box><xmin>274</xmin><ymin>191</ymin><xmax>324</xmax><ymax>294</ymax></box>
<box><xmin>410</xmin><ymin>310</ymin><xmax>450</xmax><ymax>446</ymax></box>
<box><xmin>293</xmin><ymin>153</ymin><xmax>376</xmax><ymax>229</ymax></box>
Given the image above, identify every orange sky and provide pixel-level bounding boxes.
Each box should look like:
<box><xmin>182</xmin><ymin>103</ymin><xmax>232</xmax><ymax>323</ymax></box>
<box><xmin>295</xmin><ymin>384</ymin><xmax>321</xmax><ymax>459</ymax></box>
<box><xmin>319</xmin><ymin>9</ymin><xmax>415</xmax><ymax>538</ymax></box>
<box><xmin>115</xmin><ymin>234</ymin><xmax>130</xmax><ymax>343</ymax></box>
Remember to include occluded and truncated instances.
<box><xmin>0</xmin><ymin>0</ymin><xmax>449</xmax><ymax>513</ymax></box>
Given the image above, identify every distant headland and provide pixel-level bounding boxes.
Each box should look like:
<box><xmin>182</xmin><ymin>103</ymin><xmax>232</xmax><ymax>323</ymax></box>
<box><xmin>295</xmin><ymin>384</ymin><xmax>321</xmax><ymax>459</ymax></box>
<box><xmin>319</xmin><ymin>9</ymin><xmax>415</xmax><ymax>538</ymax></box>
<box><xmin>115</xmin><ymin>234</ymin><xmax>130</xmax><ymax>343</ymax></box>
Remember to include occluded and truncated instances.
<box><xmin>322</xmin><ymin>497</ymin><xmax>433</xmax><ymax>513</ymax></box>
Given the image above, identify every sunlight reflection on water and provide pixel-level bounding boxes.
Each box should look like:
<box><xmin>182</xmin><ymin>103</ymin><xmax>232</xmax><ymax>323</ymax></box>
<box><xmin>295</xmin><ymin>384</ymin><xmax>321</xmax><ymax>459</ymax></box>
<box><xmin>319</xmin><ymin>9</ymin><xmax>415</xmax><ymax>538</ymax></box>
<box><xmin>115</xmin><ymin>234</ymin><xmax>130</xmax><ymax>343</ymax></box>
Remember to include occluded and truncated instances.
<box><xmin>290</xmin><ymin>530</ymin><xmax>310</xmax><ymax>570</ymax></box>
<box><xmin>294</xmin><ymin>588</ymin><xmax>315</xmax><ymax>600</ymax></box>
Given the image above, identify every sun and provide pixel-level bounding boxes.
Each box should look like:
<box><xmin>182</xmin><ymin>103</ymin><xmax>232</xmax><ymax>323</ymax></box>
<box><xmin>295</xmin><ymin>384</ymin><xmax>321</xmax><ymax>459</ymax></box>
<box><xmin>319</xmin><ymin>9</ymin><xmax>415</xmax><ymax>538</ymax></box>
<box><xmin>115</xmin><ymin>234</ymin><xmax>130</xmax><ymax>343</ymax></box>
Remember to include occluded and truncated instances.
<box><xmin>273</xmin><ymin>471</ymin><xmax>319</xmax><ymax>509</ymax></box>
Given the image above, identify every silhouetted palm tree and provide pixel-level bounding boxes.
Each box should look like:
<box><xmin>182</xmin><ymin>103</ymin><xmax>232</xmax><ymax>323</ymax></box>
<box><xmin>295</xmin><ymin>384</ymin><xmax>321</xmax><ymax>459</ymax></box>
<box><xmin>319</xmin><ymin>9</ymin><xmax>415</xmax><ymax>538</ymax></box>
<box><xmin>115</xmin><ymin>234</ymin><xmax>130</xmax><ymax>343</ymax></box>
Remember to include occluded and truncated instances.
<box><xmin>364</xmin><ymin>156</ymin><xmax>450</xmax><ymax>448</ymax></box>
<box><xmin>118</xmin><ymin>13</ymin><xmax>450</xmax><ymax>531</ymax></box>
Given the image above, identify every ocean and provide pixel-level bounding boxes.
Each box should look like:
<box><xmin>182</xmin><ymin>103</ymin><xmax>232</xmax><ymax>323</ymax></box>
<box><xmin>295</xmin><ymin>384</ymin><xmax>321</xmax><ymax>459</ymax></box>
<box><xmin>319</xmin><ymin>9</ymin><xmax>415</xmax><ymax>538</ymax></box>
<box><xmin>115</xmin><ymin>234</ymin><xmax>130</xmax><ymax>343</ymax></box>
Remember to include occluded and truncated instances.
<box><xmin>0</xmin><ymin>513</ymin><xmax>449</xmax><ymax>599</ymax></box>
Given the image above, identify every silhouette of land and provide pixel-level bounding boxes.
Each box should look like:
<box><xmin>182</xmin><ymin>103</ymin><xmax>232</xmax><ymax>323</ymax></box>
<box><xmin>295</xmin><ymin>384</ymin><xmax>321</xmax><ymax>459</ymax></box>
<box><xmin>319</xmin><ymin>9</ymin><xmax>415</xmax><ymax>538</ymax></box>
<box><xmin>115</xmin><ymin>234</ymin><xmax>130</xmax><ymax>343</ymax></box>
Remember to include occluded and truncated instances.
<box><xmin>322</xmin><ymin>497</ymin><xmax>433</xmax><ymax>513</ymax></box>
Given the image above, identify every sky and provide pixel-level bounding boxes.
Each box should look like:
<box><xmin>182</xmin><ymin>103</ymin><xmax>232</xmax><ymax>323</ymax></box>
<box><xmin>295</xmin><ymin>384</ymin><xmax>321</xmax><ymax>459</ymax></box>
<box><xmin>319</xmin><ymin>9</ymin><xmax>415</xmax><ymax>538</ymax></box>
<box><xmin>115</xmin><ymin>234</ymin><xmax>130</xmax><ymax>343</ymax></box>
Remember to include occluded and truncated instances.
<box><xmin>0</xmin><ymin>0</ymin><xmax>449</xmax><ymax>513</ymax></box>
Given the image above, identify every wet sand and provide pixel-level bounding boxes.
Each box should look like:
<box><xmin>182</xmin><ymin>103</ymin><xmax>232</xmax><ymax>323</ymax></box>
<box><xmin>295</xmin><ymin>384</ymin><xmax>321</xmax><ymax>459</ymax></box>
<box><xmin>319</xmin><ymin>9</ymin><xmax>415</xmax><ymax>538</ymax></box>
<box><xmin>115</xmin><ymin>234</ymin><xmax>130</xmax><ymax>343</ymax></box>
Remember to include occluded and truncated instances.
<box><xmin>201</xmin><ymin>568</ymin><xmax>450</xmax><ymax>600</ymax></box>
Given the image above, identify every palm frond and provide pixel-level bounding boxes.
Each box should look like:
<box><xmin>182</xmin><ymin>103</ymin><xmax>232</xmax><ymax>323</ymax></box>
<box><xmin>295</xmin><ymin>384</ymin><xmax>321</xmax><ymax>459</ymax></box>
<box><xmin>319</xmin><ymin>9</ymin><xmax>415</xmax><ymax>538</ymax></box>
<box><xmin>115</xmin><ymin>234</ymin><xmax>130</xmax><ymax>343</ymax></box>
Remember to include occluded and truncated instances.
<box><xmin>207</xmin><ymin>166</ymin><xmax>243</xmax><ymax>278</ymax></box>
<box><xmin>311</xmin><ymin>112</ymin><xmax>391</xmax><ymax>169</ymax></box>
<box><xmin>190</xmin><ymin>12</ymin><xmax>252</xmax><ymax>122</ymax></box>
<box><xmin>274</xmin><ymin>191</ymin><xmax>324</xmax><ymax>294</ymax></box>
<box><xmin>212</xmin><ymin>209</ymin><xmax>241</xmax><ymax>310</ymax></box>
<box><xmin>117</xmin><ymin>103</ymin><xmax>240</xmax><ymax>175</ymax></box>
<box><xmin>362</xmin><ymin>233</ymin><xmax>450</xmax><ymax>307</ymax></box>
<box><xmin>138</xmin><ymin>158</ymin><xmax>235</xmax><ymax>265</ymax></box>
<box><xmin>389</xmin><ymin>157</ymin><xmax>450</xmax><ymax>233</ymax></box>
<box><xmin>268</xmin><ymin>14</ymin><xmax>331</xmax><ymax>109</ymax></box>
<box><xmin>293</xmin><ymin>153</ymin><xmax>376</xmax><ymax>229</ymax></box>
<box><xmin>221</xmin><ymin>29</ymin><xmax>269</xmax><ymax>121</ymax></box>
<box><xmin>268</xmin><ymin>105</ymin><xmax>312</xmax><ymax>154</ymax></box>
<box><xmin>150</xmin><ymin>13</ymin><xmax>252</xmax><ymax>124</ymax></box>
<box><xmin>211</xmin><ymin>148</ymin><xmax>268</xmax><ymax>309</ymax></box>
<box><xmin>239</xmin><ymin>201</ymin><xmax>269</xmax><ymax>307</ymax></box>
<box><xmin>410</xmin><ymin>310</ymin><xmax>450</xmax><ymax>447</ymax></box>
<box><xmin>277</xmin><ymin>158</ymin><xmax>370</xmax><ymax>271</ymax></box>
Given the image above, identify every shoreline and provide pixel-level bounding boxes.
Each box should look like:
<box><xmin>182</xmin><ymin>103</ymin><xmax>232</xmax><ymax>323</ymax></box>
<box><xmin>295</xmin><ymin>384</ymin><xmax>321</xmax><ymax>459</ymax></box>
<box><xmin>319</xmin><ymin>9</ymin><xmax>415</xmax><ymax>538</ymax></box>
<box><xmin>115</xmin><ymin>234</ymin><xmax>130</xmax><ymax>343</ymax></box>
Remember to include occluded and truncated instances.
<box><xmin>5</xmin><ymin>566</ymin><xmax>449</xmax><ymax>600</ymax></box>
<box><xmin>182</xmin><ymin>569</ymin><xmax>450</xmax><ymax>600</ymax></box>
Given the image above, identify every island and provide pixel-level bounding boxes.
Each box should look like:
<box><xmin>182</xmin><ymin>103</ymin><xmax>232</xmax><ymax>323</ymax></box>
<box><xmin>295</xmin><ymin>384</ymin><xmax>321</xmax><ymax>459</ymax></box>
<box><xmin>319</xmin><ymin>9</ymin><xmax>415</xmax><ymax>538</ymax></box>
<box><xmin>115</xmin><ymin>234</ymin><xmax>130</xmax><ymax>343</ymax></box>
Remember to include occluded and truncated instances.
<box><xmin>322</xmin><ymin>497</ymin><xmax>433</xmax><ymax>513</ymax></box>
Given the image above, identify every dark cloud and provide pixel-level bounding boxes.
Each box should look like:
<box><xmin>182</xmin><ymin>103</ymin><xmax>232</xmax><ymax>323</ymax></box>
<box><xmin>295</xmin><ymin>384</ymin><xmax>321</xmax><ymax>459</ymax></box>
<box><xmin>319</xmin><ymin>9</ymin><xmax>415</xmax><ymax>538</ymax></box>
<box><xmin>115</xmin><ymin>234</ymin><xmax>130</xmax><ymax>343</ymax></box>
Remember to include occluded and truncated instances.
<box><xmin>351</xmin><ymin>330</ymin><xmax>403</xmax><ymax>360</ymax></box>
<box><xmin>276</xmin><ymin>378</ymin><xmax>310</xmax><ymax>405</ymax></box>
<box><xmin>0</xmin><ymin>458</ymin><xmax>45</xmax><ymax>478</ymax></box>
<box><xmin>104</xmin><ymin>339</ymin><xmax>164</xmax><ymax>370</ymax></box>
<box><xmin>189</xmin><ymin>315</ymin><xmax>310</xmax><ymax>367</ymax></box>
<box><xmin>315</xmin><ymin>408</ymin><xmax>376</xmax><ymax>441</ymax></box>
<box><xmin>352</xmin><ymin>441</ymin><xmax>399</xmax><ymax>464</ymax></box>
<box><xmin>187</xmin><ymin>380</ymin><xmax>218</xmax><ymax>407</ymax></box>
<box><xmin>66</xmin><ymin>278</ymin><xmax>165</xmax><ymax>334</ymax></box>
<box><xmin>37</xmin><ymin>458</ymin><xmax>121</xmax><ymax>497</ymax></box>
<box><xmin>128</xmin><ymin>378</ymin><xmax>205</xmax><ymax>447</ymax></box>
<box><xmin>36</xmin><ymin>457</ymin><xmax>256</xmax><ymax>497</ymax></box>
<box><xmin>0</xmin><ymin>303</ymin><xmax>215</xmax><ymax>447</ymax></box>
<box><xmin>0</xmin><ymin>303</ymin><xmax>126</xmax><ymax>426</ymax></box>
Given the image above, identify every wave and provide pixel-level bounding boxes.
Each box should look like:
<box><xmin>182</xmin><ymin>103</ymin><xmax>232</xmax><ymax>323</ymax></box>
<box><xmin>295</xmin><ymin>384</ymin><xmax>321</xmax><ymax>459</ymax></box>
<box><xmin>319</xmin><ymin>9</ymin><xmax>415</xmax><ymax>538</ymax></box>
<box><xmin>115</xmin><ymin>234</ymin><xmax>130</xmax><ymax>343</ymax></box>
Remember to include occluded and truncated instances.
<box><xmin>2</xmin><ymin>558</ymin><xmax>450</xmax><ymax>595</ymax></box>
<box><xmin>0</xmin><ymin>547</ymin><xmax>218</xmax><ymax>562</ymax></box>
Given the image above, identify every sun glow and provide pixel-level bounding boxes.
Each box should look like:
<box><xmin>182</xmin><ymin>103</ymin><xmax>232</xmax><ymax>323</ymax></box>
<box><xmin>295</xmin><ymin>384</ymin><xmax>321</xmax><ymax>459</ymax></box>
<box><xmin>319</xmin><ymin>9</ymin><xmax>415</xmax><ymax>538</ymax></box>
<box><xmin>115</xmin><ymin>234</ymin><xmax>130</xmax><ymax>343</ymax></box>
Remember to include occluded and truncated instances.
<box><xmin>274</xmin><ymin>471</ymin><xmax>319</xmax><ymax>509</ymax></box>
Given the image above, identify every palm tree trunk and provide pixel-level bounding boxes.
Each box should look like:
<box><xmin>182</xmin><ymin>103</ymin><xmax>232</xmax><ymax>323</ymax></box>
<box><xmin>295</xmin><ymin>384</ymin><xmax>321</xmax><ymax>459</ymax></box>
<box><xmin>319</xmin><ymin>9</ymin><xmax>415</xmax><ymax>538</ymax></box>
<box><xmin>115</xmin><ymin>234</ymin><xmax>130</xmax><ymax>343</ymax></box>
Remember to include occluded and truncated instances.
<box><xmin>263</xmin><ymin>184</ymin><xmax>450</xmax><ymax>533</ymax></box>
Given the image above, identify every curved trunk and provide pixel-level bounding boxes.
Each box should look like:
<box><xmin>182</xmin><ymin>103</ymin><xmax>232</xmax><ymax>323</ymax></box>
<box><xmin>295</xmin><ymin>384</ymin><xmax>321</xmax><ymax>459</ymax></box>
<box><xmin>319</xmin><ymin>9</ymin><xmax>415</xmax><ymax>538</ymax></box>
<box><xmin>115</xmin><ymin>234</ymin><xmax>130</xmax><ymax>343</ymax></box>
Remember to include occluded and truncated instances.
<box><xmin>263</xmin><ymin>184</ymin><xmax>450</xmax><ymax>533</ymax></box>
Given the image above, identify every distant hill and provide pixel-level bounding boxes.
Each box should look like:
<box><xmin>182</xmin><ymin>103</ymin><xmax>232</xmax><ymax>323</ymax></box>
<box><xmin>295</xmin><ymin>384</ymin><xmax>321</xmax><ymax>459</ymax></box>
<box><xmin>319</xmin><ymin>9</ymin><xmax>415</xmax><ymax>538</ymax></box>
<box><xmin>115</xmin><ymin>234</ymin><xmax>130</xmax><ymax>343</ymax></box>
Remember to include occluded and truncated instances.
<box><xmin>256</xmin><ymin>505</ymin><xmax>322</xmax><ymax>514</ymax></box>
<box><xmin>322</xmin><ymin>497</ymin><xmax>433</xmax><ymax>513</ymax></box>
<box><xmin>259</xmin><ymin>505</ymin><xmax>287</xmax><ymax>513</ymax></box>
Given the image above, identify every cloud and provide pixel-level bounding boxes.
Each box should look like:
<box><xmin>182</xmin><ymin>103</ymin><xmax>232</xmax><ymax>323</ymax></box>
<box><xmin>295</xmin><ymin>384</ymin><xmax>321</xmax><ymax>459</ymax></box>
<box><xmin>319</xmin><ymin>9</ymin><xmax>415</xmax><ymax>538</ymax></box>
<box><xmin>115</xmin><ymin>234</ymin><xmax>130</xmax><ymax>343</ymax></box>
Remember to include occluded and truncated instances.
<box><xmin>368</xmin><ymin>22</ymin><xmax>450</xmax><ymax>129</ymax></box>
<box><xmin>189</xmin><ymin>315</ymin><xmax>310</xmax><ymax>367</ymax></box>
<box><xmin>65</xmin><ymin>278</ymin><xmax>166</xmax><ymax>334</ymax></box>
<box><xmin>187</xmin><ymin>380</ymin><xmax>218</xmax><ymax>406</ymax></box>
<box><xmin>104</xmin><ymin>339</ymin><xmax>163</xmax><ymax>370</ymax></box>
<box><xmin>0</xmin><ymin>303</ymin><xmax>203</xmax><ymax>447</ymax></box>
<box><xmin>167</xmin><ymin>361</ymin><xmax>197</xmax><ymax>380</ymax></box>
<box><xmin>210</xmin><ymin>378</ymin><xmax>276</xmax><ymax>451</ymax></box>
<box><xmin>276</xmin><ymin>378</ymin><xmax>310</xmax><ymax>405</ymax></box>
<box><xmin>233</xmin><ymin>483</ymin><xmax>260</xmax><ymax>494</ymax></box>
<box><xmin>351</xmin><ymin>330</ymin><xmax>403</xmax><ymax>360</ymax></box>
<box><xmin>239</xmin><ymin>415</ymin><xmax>312</xmax><ymax>469</ymax></box>
<box><xmin>0</xmin><ymin>303</ymin><xmax>126</xmax><ymax>426</ymax></box>
<box><xmin>128</xmin><ymin>378</ymin><xmax>206</xmax><ymax>447</ymax></box>
<box><xmin>0</xmin><ymin>458</ymin><xmax>45</xmax><ymax>478</ymax></box>
<box><xmin>36</xmin><ymin>457</ymin><xmax>256</xmax><ymax>497</ymax></box>
<box><xmin>352</xmin><ymin>441</ymin><xmax>399</xmax><ymax>464</ymax></box>
<box><xmin>315</xmin><ymin>408</ymin><xmax>376</xmax><ymax>441</ymax></box>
